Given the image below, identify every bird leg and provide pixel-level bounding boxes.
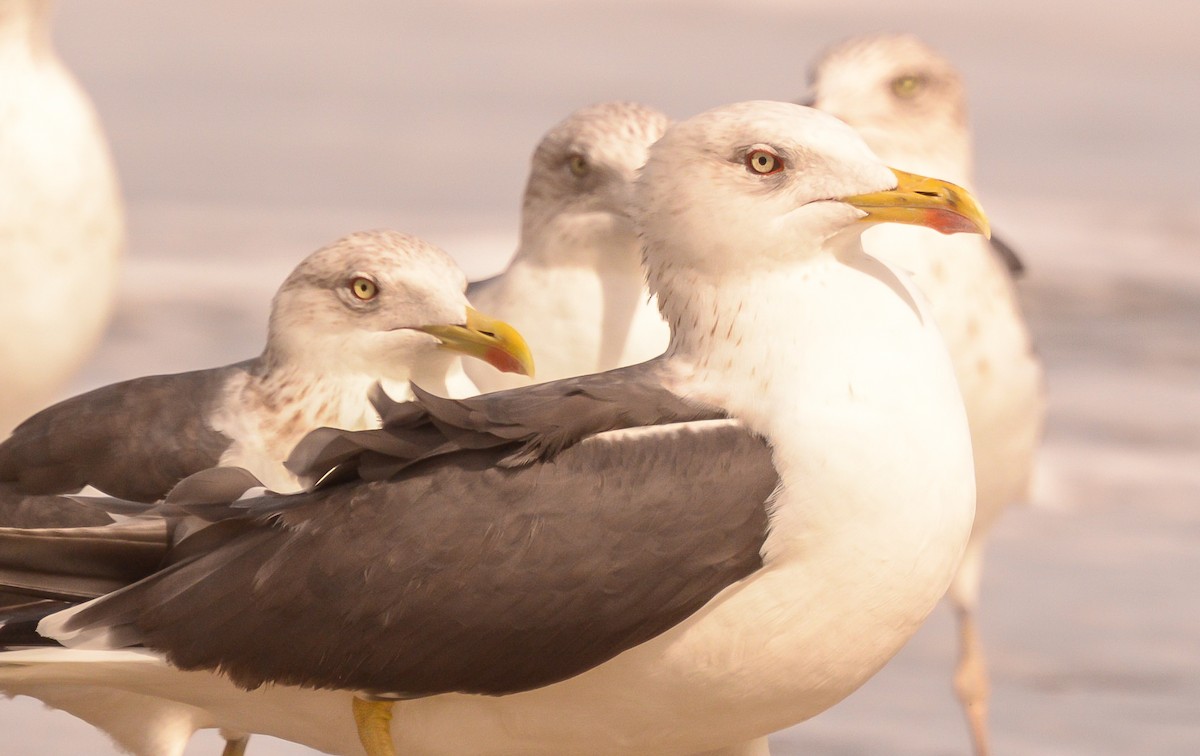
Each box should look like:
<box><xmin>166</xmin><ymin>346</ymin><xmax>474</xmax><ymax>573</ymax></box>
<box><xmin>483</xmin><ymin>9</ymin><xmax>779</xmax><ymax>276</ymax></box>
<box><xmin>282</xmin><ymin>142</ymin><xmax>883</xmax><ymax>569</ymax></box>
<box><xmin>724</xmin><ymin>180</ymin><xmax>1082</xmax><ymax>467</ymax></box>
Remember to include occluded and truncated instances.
<box><xmin>954</xmin><ymin>606</ymin><xmax>990</xmax><ymax>756</ymax></box>
<box><xmin>949</xmin><ymin>541</ymin><xmax>990</xmax><ymax>756</ymax></box>
<box><xmin>353</xmin><ymin>696</ymin><xmax>397</xmax><ymax>756</ymax></box>
<box><xmin>220</xmin><ymin>735</ymin><xmax>249</xmax><ymax>756</ymax></box>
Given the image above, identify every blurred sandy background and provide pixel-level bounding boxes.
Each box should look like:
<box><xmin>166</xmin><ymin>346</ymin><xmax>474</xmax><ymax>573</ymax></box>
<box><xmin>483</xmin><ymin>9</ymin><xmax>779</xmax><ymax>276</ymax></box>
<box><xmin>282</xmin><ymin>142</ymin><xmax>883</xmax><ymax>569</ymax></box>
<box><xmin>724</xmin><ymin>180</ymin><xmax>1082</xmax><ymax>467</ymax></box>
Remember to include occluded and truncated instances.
<box><xmin>1</xmin><ymin>1</ymin><xmax>1197</xmax><ymax>753</ymax></box>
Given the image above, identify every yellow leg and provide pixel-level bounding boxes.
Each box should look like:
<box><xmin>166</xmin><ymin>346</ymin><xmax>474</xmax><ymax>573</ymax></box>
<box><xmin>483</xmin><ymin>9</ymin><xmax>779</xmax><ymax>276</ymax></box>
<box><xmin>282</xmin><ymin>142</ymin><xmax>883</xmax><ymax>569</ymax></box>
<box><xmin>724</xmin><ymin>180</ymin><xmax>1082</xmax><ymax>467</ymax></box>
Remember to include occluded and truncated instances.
<box><xmin>221</xmin><ymin>735</ymin><xmax>249</xmax><ymax>756</ymax></box>
<box><xmin>353</xmin><ymin>696</ymin><xmax>397</xmax><ymax>756</ymax></box>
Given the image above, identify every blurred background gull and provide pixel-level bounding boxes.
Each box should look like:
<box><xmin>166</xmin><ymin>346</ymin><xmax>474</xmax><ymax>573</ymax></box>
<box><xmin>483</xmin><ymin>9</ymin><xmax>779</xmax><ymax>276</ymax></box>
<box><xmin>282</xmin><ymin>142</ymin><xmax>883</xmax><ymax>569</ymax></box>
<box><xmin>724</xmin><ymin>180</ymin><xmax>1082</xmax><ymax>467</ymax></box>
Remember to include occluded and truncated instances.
<box><xmin>0</xmin><ymin>0</ymin><xmax>124</xmax><ymax>435</ymax></box>
<box><xmin>1</xmin><ymin>1</ymin><xmax>1195</xmax><ymax>754</ymax></box>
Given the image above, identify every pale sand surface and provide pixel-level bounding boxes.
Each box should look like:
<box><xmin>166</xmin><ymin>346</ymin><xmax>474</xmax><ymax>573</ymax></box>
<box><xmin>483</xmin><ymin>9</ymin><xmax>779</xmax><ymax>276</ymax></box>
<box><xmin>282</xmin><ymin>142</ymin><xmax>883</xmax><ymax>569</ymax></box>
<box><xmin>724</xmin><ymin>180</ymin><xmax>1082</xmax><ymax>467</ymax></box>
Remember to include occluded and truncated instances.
<box><xmin>1</xmin><ymin>1</ymin><xmax>1196</xmax><ymax>753</ymax></box>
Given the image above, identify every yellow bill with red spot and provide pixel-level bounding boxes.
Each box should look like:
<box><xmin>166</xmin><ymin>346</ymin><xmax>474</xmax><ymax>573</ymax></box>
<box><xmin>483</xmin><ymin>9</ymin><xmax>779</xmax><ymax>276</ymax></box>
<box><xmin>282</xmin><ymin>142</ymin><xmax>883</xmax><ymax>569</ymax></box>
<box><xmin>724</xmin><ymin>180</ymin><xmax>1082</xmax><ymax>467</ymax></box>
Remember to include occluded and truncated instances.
<box><xmin>416</xmin><ymin>307</ymin><xmax>535</xmax><ymax>377</ymax></box>
<box><xmin>840</xmin><ymin>168</ymin><xmax>991</xmax><ymax>238</ymax></box>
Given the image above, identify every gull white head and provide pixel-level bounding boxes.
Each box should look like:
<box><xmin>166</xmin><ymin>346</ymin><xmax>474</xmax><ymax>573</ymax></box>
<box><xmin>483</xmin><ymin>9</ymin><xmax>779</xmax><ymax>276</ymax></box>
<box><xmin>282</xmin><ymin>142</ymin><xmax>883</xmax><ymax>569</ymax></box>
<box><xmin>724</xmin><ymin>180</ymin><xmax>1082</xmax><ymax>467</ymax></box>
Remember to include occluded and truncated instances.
<box><xmin>265</xmin><ymin>230</ymin><xmax>533</xmax><ymax>382</ymax></box>
<box><xmin>638</xmin><ymin>101</ymin><xmax>891</xmax><ymax>279</ymax></box>
<box><xmin>519</xmin><ymin>101</ymin><xmax>670</xmax><ymax>265</ymax></box>
<box><xmin>807</xmin><ymin>34</ymin><xmax>972</xmax><ymax>184</ymax></box>
<box><xmin>634</xmin><ymin>101</ymin><xmax>989</xmax><ymax>343</ymax></box>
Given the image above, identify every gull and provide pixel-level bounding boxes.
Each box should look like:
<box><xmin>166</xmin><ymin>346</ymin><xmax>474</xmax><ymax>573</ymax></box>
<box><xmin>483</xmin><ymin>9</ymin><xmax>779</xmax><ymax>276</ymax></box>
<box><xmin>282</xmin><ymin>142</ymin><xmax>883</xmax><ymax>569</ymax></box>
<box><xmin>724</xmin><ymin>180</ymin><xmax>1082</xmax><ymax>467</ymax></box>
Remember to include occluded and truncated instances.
<box><xmin>807</xmin><ymin>33</ymin><xmax>1046</xmax><ymax>755</ymax></box>
<box><xmin>0</xmin><ymin>229</ymin><xmax>533</xmax><ymax>502</ymax></box>
<box><xmin>465</xmin><ymin>101</ymin><xmax>671</xmax><ymax>392</ymax></box>
<box><xmin>0</xmin><ymin>0</ymin><xmax>125</xmax><ymax>435</ymax></box>
<box><xmin>0</xmin><ymin>101</ymin><xmax>986</xmax><ymax>755</ymax></box>
<box><xmin>0</xmin><ymin>229</ymin><xmax>532</xmax><ymax>756</ymax></box>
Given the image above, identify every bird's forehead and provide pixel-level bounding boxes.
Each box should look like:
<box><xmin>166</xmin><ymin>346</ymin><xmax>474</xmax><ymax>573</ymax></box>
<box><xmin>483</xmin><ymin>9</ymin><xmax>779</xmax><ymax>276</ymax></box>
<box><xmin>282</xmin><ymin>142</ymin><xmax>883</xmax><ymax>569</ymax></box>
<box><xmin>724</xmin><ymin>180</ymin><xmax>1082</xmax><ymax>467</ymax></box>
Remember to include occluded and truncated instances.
<box><xmin>286</xmin><ymin>231</ymin><xmax>466</xmax><ymax>295</ymax></box>
<box><xmin>667</xmin><ymin>102</ymin><xmax>872</xmax><ymax>162</ymax></box>
<box><xmin>813</xmin><ymin>34</ymin><xmax>956</xmax><ymax>89</ymax></box>
<box><xmin>537</xmin><ymin>102</ymin><xmax>669</xmax><ymax>165</ymax></box>
<box><xmin>638</xmin><ymin>101</ymin><xmax>894</xmax><ymax>206</ymax></box>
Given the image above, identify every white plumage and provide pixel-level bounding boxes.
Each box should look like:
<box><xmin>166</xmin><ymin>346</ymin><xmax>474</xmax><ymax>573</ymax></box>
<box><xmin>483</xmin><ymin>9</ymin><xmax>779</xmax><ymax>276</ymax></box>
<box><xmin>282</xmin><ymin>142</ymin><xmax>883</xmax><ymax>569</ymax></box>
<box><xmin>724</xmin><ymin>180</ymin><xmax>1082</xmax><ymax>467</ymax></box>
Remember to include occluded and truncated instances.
<box><xmin>465</xmin><ymin>101</ymin><xmax>671</xmax><ymax>393</ymax></box>
<box><xmin>809</xmin><ymin>34</ymin><xmax>1046</xmax><ymax>755</ymax></box>
<box><xmin>0</xmin><ymin>0</ymin><xmax>125</xmax><ymax>434</ymax></box>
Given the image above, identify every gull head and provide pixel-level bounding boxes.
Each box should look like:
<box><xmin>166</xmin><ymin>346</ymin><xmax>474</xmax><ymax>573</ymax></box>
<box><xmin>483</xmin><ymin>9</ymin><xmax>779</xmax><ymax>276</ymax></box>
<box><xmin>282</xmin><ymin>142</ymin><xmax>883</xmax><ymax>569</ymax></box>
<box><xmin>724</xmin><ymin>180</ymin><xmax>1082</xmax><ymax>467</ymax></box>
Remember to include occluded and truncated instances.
<box><xmin>635</xmin><ymin>101</ymin><xmax>989</xmax><ymax>305</ymax></box>
<box><xmin>520</xmin><ymin>101</ymin><xmax>670</xmax><ymax>262</ymax></box>
<box><xmin>266</xmin><ymin>230</ymin><xmax>533</xmax><ymax>380</ymax></box>
<box><xmin>807</xmin><ymin>34</ymin><xmax>971</xmax><ymax>181</ymax></box>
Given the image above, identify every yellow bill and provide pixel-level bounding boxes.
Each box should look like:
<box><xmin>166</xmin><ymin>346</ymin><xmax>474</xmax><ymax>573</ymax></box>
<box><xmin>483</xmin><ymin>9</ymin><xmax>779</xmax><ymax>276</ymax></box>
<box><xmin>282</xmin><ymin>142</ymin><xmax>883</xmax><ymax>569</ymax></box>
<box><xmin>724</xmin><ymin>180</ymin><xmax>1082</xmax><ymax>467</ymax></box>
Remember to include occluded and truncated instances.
<box><xmin>416</xmin><ymin>307</ymin><xmax>535</xmax><ymax>377</ymax></box>
<box><xmin>840</xmin><ymin>168</ymin><xmax>991</xmax><ymax>238</ymax></box>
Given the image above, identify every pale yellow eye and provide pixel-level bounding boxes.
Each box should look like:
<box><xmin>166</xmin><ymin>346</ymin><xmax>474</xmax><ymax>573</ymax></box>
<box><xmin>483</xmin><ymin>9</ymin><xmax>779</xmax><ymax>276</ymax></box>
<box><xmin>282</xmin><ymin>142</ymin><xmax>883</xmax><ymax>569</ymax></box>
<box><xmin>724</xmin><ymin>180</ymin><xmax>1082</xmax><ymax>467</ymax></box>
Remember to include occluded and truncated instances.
<box><xmin>350</xmin><ymin>277</ymin><xmax>378</xmax><ymax>301</ymax></box>
<box><xmin>746</xmin><ymin>149</ymin><xmax>782</xmax><ymax>175</ymax></box>
<box><xmin>891</xmin><ymin>74</ymin><xmax>924</xmax><ymax>98</ymax></box>
<box><xmin>568</xmin><ymin>154</ymin><xmax>589</xmax><ymax>177</ymax></box>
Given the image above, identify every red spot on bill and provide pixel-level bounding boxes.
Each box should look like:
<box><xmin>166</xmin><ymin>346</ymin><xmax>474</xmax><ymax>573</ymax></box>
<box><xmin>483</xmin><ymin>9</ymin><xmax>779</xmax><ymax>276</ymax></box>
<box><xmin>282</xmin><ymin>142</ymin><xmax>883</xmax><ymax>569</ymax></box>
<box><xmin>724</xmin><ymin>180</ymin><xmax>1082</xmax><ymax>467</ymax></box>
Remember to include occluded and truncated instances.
<box><xmin>924</xmin><ymin>207</ymin><xmax>984</xmax><ymax>235</ymax></box>
<box><xmin>485</xmin><ymin>346</ymin><xmax>525</xmax><ymax>375</ymax></box>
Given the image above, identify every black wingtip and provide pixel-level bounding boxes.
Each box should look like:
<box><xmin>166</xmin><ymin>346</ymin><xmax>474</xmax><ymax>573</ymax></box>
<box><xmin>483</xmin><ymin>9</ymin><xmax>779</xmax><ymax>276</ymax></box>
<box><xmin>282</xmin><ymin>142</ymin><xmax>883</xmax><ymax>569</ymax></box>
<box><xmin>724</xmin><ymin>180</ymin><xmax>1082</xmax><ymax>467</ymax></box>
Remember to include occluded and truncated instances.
<box><xmin>0</xmin><ymin>597</ymin><xmax>69</xmax><ymax>648</ymax></box>
<box><xmin>988</xmin><ymin>232</ymin><xmax>1026</xmax><ymax>278</ymax></box>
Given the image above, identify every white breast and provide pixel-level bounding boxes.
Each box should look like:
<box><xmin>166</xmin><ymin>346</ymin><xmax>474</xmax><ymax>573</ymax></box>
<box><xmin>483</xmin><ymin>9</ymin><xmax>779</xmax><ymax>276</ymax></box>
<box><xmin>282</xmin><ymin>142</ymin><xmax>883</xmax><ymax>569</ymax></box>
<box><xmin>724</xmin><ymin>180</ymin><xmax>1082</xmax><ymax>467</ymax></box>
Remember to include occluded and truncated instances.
<box><xmin>865</xmin><ymin>222</ymin><xmax>1044</xmax><ymax>531</ymax></box>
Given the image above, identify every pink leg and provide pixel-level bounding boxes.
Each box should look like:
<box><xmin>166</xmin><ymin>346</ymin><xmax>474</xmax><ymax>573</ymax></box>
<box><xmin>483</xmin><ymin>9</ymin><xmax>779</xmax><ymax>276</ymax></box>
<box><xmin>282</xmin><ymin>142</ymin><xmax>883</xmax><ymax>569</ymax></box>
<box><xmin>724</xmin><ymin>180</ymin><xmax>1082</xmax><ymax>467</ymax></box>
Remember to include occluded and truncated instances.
<box><xmin>949</xmin><ymin>539</ymin><xmax>990</xmax><ymax>756</ymax></box>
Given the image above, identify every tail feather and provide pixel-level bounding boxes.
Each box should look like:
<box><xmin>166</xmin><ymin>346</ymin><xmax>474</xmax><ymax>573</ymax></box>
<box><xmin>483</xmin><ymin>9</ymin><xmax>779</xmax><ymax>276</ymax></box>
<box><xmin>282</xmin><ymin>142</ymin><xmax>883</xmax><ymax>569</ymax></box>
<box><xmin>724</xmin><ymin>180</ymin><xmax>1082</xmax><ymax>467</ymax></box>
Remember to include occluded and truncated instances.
<box><xmin>0</xmin><ymin>598</ymin><xmax>68</xmax><ymax>647</ymax></box>
<box><xmin>0</xmin><ymin>519</ymin><xmax>169</xmax><ymax>602</ymax></box>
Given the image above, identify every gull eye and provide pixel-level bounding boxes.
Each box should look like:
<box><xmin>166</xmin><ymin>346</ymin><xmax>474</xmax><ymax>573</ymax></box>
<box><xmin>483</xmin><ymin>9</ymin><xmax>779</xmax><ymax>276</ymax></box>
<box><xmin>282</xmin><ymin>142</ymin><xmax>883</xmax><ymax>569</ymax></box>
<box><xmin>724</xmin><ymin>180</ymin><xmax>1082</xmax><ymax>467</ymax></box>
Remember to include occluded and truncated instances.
<box><xmin>567</xmin><ymin>154</ymin><xmax>590</xmax><ymax>177</ymax></box>
<box><xmin>746</xmin><ymin>149</ymin><xmax>783</xmax><ymax>175</ymax></box>
<box><xmin>891</xmin><ymin>74</ymin><xmax>925</xmax><ymax>99</ymax></box>
<box><xmin>350</xmin><ymin>277</ymin><xmax>378</xmax><ymax>301</ymax></box>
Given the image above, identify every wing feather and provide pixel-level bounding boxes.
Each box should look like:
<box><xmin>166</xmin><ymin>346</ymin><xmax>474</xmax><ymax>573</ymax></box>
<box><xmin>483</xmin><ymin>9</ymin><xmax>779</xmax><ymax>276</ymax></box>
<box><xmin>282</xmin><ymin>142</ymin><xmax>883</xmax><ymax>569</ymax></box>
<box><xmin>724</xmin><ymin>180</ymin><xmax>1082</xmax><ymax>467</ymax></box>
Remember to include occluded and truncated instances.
<box><xmin>65</xmin><ymin>423</ymin><xmax>777</xmax><ymax>698</ymax></box>
<box><xmin>0</xmin><ymin>366</ymin><xmax>242</xmax><ymax>502</ymax></box>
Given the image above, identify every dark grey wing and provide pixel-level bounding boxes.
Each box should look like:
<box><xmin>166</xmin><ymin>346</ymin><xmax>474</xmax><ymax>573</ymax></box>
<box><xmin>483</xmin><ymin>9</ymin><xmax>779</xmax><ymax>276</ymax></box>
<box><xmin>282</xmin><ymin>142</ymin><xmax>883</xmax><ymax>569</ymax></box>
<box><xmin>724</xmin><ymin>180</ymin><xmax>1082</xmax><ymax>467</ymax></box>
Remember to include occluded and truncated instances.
<box><xmin>0</xmin><ymin>365</ymin><xmax>243</xmax><ymax>501</ymax></box>
<box><xmin>287</xmin><ymin>360</ymin><xmax>726</xmax><ymax>484</ymax></box>
<box><xmin>66</xmin><ymin>420</ymin><xmax>779</xmax><ymax>698</ymax></box>
<box><xmin>0</xmin><ymin>487</ymin><xmax>114</xmax><ymax>528</ymax></box>
<box><xmin>988</xmin><ymin>231</ymin><xmax>1025</xmax><ymax>278</ymax></box>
